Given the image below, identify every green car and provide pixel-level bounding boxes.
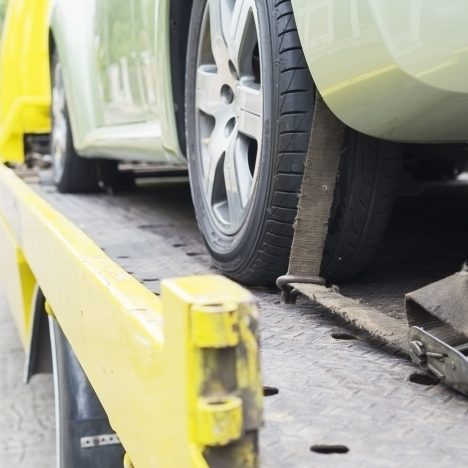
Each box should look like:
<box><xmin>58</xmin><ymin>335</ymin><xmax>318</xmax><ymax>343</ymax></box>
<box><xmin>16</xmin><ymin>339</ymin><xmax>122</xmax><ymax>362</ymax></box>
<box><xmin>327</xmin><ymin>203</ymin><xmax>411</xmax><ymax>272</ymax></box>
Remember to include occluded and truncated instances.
<box><xmin>50</xmin><ymin>0</ymin><xmax>468</xmax><ymax>284</ymax></box>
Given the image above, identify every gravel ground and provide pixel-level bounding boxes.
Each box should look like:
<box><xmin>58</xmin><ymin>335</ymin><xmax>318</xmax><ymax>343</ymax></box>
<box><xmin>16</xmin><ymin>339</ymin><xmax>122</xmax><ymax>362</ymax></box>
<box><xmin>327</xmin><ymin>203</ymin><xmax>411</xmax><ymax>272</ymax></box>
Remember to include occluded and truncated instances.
<box><xmin>0</xmin><ymin>298</ymin><xmax>55</xmax><ymax>468</ymax></box>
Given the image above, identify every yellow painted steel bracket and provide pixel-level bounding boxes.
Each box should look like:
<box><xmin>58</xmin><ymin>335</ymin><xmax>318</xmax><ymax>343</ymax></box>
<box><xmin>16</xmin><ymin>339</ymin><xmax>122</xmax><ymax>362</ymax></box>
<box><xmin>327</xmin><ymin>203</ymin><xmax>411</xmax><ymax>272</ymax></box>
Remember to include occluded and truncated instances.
<box><xmin>0</xmin><ymin>164</ymin><xmax>263</xmax><ymax>467</ymax></box>
<box><xmin>0</xmin><ymin>0</ymin><xmax>52</xmax><ymax>164</ymax></box>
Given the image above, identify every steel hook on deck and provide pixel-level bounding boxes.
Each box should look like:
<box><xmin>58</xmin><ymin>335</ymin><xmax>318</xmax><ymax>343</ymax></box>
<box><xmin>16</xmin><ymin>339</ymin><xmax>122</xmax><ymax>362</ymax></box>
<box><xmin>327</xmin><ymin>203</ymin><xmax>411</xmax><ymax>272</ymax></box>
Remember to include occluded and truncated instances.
<box><xmin>276</xmin><ymin>275</ymin><xmax>326</xmax><ymax>304</ymax></box>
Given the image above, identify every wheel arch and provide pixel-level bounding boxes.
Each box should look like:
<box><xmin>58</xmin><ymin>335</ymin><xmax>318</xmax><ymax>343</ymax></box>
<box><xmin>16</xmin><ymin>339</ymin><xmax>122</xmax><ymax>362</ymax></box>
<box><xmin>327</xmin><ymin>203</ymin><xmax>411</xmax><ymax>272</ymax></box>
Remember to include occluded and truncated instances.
<box><xmin>169</xmin><ymin>0</ymin><xmax>195</xmax><ymax>156</ymax></box>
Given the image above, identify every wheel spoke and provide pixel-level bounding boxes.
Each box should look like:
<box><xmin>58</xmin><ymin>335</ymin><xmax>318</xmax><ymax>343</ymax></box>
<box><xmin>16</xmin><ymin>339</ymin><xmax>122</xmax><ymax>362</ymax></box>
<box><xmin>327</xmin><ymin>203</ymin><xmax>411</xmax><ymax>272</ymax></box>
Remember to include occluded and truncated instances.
<box><xmin>228</xmin><ymin>0</ymin><xmax>257</xmax><ymax>72</ymax></box>
<box><xmin>52</xmin><ymin>134</ymin><xmax>65</xmax><ymax>155</ymax></box>
<box><xmin>52</xmin><ymin>89</ymin><xmax>60</xmax><ymax>118</ymax></box>
<box><xmin>196</xmin><ymin>65</ymin><xmax>221</xmax><ymax>117</ymax></box>
<box><xmin>208</xmin><ymin>0</ymin><xmax>229</xmax><ymax>68</ymax></box>
<box><xmin>56</xmin><ymin>120</ymin><xmax>67</xmax><ymax>145</ymax></box>
<box><xmin>234</xmin><ymin>135</ymin><xmax>255</xmax><ymax>207</ymax></box>
<box><xmin>237</xmin><ymin>82</ymin><xmax>262</xmax><ymax>141</ymax></box>
<box><xmin>224</xmin><ymin>129</ymin><xmax>244</xmax><ymax>222</ymax></box>
<box><xmin>52</xmin><ymin>91</ymin><xmax>66</xmax><ymax>157</ymax></box>
<box><xmin>203</xmin><ymin>122</ymin><xmax>227</xmax><ymax>203</ymax></box>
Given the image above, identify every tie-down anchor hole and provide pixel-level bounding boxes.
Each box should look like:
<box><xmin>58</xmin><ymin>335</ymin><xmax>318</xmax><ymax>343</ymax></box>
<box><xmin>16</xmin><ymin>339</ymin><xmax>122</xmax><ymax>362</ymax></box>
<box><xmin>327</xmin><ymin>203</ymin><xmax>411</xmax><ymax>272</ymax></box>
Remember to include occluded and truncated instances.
<box><xmin>331</xmin><ymin>332</ymin><xmax>357</xmax><ymax>341</ymax></box>
<box><xmin>263</xmin><ymin>386</ymin><xmax>279</xmax><ymax>397</ymax></box>
<box><xmin>310</xmin><ymin>444</ymin><xmax>349</xmax><ymax>455</ymax></box>
<box><xmin>409</xmin><ymin>372</ymin><xmax>440</xmax><ymax>386</ymax></box>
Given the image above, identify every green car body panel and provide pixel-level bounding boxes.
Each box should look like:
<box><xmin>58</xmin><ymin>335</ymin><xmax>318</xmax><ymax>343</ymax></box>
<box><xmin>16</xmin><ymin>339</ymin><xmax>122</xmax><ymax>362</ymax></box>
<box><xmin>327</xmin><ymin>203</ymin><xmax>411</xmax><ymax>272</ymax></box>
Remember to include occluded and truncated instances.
<box><xmin>51</xmin><ymin>0</ymin><xmax>468</xmax><ymax>166</ymax></box>
<box><xmin>50</xmin><ymin>0</ymin><xmax>184</xmax><ymax>163</ymax></box>
<box><xmin>292</xmin><ymin>0</ymin><xmax>468</xmax><ymax>143</ymax></box>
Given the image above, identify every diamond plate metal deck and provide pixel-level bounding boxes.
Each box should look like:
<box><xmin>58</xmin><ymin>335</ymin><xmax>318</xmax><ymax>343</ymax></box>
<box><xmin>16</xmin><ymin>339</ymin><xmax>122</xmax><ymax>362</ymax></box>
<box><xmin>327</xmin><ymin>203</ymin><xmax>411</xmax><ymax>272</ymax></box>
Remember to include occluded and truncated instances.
<box><xmin>8</xmin><ymin>170</ymin><xmax>467</xmax><ymax>467</ymax></box>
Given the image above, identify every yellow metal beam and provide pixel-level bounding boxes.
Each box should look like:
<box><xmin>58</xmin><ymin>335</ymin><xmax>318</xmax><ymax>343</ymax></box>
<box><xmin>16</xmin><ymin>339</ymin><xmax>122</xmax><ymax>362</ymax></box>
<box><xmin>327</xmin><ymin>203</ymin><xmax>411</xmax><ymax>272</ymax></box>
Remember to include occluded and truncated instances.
<box><xmin>0</xmin><ymin>164</ymin><xmax>262</xmax><ymax>467</ymax></box>
<box><xmin>0</xmin><ymin>208</ymin><xmax>36</xmax><ymax>346</ymax></box>
<box><xmin>0</xmin><ymin>0</ymin><xmax>51</xmax><ymax>163</ymax></box>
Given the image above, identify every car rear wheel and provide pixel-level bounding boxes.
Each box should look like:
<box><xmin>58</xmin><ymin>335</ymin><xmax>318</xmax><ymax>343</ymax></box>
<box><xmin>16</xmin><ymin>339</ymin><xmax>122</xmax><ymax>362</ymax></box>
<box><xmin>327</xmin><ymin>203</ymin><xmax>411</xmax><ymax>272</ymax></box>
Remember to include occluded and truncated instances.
<box><xmin>186</xmin><ymin>0</ymin><xmax>401</xmax><ymax>285</ymax></box>
<box><xmin>51</xmin><ymin>52</ymin><xmax>102</xmax><ymax>193</ymax></box>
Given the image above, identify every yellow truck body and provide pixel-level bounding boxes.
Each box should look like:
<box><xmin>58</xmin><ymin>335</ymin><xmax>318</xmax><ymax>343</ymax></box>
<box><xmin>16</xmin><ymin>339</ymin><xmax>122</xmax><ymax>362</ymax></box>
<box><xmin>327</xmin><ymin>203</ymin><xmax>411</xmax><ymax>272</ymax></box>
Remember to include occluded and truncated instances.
<box><xmin>0</xmin><ymin>0</ymin><xmax>51</xmax><ymax>163</ymax></box>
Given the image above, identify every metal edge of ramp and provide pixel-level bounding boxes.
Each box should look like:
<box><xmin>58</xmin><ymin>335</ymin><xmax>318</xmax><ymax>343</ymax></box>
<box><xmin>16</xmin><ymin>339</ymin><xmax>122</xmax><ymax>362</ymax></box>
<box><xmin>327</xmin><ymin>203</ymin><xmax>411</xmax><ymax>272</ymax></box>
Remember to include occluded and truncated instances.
<box><xmin>0</xmin><ymin>164</ymin><xmax>262</xmax><ymax>468</ymax></box>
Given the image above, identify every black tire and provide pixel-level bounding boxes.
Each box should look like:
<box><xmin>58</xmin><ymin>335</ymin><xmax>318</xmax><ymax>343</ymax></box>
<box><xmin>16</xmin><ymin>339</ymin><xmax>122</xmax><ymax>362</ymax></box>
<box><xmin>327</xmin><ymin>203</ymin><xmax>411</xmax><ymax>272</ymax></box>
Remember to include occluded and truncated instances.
<box><xmin>186</xmin><ymin>0</ymin><xmax>313</xmax><ymax>285</ymax></box>
<box><xmin>51</xmin><ymin>52</ymin><xmax>134</xmax><ymax>194</ymax></box>
<box><xmin>51</xmin><ymin>51</ymin><xmax>99</xmax><ymax>193</ymax></box>
<box><xmin>49</xmin><ymin>314</ymin><xmax>125</xmax><ymax>467</ymax></box>
<box><xmin>98</xmin><ymin>160</ymin><xmax>136</xmax><ymax>192</ymax></box>
<box><xmin>321</xmin><ymin>132</ymin><xmax>401</xmax><ymax>281</ymax></box>
<box><xmin>51</xmin><ymin>51</ymin><xmax>100</xmax><ymax>193</ymax></box>
<box><xmin>186</xmin><ymin>0</ymin><xmax>400</xmax><ymax>285</ymax></box>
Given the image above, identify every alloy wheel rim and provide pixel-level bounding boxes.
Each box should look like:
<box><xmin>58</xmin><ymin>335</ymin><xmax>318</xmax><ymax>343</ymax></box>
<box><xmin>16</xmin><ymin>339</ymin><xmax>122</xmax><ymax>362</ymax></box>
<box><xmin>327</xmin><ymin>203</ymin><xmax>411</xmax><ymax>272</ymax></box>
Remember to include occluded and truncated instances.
<box><xmin>51</xmin><ymin>62</ymin><xmax>67</xmax><ymax>185</ymax></box>
<box><xmin>195</xmin><ymin>0</ymin><xmax>263</xmax><ymax>236</ymax></box>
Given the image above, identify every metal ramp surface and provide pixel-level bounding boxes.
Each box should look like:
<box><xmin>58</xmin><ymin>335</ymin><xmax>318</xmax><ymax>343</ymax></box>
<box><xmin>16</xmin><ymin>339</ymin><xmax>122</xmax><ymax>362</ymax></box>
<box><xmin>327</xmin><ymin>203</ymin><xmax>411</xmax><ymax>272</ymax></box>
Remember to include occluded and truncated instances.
<box><xmin>15</xmin><ymin>169</ymin><xmax>468</xmax><ymax>467</ymax></box>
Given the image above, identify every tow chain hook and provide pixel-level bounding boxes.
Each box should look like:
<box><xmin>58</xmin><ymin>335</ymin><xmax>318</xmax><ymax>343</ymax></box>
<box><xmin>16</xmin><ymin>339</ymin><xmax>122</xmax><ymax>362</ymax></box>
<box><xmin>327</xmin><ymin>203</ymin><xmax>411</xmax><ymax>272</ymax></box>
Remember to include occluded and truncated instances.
<box><xmin>276</xmin><ymin>275</ymin><xmax>326</xmax><ymax>304</ymax></box>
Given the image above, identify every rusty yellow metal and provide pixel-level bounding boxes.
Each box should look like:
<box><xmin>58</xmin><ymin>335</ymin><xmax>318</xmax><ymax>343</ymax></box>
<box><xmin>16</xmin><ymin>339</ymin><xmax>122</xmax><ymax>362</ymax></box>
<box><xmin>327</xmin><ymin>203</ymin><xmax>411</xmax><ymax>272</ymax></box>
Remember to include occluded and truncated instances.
<box><xmin>164</xmin><ymin>277</ymin><xmax>262</xmax><ymax>467</ymax></box>
<box><xmin>0</xmin><ymin>163</ymin><xmax>262</xmax><ymax>467</ymax></box>
<box><xmin>0</xmin><ymin>0</ymin><xmax>51</xmax><ymax>163</ymax></box>
<box><xmin>192</xmin><ymin>303</ymin><xmax>240</xmax><ymax>348</ymax></box>
<box><xmin>196</xmin><ymin>396</ymin><xmax>243</xmax><ymax>446</ymax></box>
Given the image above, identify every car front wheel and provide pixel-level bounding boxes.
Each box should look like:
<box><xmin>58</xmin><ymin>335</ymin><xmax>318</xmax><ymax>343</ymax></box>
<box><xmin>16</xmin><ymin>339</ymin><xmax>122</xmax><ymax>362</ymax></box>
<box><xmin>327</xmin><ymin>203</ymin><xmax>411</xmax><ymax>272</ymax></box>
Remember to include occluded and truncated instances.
<box><xmin>186</xmin><ymin>0</ymin><xmax>401</xmax><ymax>285</ymax></box>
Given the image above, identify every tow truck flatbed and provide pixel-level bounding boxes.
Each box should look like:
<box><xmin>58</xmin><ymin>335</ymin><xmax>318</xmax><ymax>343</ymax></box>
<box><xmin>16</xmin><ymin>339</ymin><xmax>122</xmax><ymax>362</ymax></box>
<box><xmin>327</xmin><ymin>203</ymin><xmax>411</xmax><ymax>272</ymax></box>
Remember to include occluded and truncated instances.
<box><xmin>2</xmin><ymin>167</ymin><xmax>466</xmax><ymax>467</ymax></box>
